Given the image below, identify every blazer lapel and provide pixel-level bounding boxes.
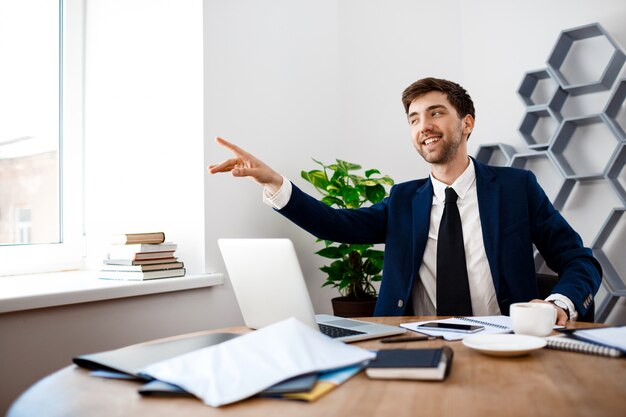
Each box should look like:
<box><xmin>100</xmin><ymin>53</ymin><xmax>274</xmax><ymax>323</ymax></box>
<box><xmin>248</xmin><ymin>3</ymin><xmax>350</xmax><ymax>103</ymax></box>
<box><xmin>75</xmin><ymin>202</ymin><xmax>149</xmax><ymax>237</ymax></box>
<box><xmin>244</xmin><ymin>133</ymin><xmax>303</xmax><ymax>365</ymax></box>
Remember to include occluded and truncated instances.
<box><xmin>412</xmin><ymin>179</ymin><xmax>433</xmax><ymax>287</ymax></box>
<box><xmin>474</xmin><ymin>160</ymin><xmax>501</xmax><ymax>294</ymax></box>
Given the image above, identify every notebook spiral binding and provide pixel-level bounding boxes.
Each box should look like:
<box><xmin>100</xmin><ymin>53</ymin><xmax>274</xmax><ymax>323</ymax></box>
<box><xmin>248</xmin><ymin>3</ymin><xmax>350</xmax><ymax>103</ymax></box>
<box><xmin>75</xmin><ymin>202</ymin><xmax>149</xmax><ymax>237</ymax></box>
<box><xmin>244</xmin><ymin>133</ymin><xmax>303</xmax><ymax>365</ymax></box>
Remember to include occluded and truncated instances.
<box><xmin>545</xmin><ymin>336</ymin><xmax>623</xmax><ymax>358</ymax></box>
<box><xmin>454</xmin><ymin>317</ymin><xmax>510</xmax><ymax>330</ymax></box>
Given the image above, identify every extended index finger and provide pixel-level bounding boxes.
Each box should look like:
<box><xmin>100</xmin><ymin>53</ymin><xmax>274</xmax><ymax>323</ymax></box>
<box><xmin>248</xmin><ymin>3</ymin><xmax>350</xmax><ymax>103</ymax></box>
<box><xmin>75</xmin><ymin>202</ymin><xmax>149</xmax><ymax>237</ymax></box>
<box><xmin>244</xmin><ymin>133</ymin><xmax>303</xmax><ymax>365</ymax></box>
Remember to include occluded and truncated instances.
<box><xmin>215</xmin><ymin>137</ymin><xmax>248</xmax><ymax>157</ymax></box>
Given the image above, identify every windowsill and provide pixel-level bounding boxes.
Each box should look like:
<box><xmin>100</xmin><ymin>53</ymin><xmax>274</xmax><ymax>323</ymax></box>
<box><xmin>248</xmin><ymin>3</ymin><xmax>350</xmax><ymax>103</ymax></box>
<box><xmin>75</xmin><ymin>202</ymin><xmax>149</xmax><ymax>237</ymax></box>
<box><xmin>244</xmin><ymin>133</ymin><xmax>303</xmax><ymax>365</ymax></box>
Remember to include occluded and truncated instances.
<box><xmin>0</xmin><ymin>270</ymin><xmax>224</xmax><ymax>314</ymax></box>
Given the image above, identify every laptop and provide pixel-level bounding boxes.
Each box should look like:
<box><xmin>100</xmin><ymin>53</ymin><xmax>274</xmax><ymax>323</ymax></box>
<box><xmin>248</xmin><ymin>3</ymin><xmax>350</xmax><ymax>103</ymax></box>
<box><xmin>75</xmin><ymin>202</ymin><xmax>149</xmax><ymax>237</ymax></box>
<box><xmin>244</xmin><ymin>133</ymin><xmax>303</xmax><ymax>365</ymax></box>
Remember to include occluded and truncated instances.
<box><xmin>218</xmin><ymin>238</ymin><xmax>406</xmax><ymax>342</ymax></box>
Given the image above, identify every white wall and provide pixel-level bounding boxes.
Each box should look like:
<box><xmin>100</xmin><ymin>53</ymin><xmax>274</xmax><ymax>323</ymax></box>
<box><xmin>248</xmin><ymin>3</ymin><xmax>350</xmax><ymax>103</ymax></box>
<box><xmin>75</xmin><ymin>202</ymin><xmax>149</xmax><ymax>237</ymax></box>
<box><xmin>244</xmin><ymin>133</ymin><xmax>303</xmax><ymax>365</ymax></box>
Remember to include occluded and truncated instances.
<box><xmin>203</xmin><ymin>0</ymin><xmax>626</xmax><ymax>320</ymax></box>
<box><xmin>84</xmin><ymin>0</ymin><xmax>206</xmax><ymax>274</ymax></box>
<box><xmin>203</xmin><ymin>0</ymin><xmax>342</xmax><ymax>313</ymax></box>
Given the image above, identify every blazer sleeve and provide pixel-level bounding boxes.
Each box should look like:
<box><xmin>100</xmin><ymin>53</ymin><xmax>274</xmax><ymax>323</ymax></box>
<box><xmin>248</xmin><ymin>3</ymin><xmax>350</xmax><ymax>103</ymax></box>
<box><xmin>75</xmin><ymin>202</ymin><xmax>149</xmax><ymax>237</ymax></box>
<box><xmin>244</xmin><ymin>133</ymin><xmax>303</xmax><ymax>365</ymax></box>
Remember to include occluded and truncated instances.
<box><xmin>527</xmin><ymin>171</ymin><xmax>602</xmax><ymax>315</ymax></box>
<box><xmin>275</xmin><ymin>183</ymin><xmax>389</xmax><ymax>244</ymax></box>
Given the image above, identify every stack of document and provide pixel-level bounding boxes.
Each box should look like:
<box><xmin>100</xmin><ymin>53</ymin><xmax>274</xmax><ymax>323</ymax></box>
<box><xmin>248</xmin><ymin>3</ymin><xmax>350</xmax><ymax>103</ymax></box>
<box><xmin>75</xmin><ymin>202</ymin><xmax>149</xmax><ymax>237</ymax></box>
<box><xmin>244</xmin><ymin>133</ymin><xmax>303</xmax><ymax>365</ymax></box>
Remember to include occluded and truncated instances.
<box><xmin>140</xmin><ymin>317</ymin><xmax>375</xmax><ymax>406</ymax></box>
<box><xmin>138</xmin><ymin>365</ymin><xmax>365</xmax><ymax>401</ymax></box>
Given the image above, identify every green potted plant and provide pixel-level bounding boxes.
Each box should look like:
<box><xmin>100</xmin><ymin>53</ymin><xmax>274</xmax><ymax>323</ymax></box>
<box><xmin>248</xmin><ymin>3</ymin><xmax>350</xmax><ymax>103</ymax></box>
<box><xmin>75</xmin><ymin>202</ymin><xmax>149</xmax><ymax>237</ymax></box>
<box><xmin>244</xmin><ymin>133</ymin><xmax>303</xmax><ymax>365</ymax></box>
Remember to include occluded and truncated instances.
<box><xmin>301</xmin><ymin>159</ymin><xmax>395</xmax><ymax>317</ymax></box>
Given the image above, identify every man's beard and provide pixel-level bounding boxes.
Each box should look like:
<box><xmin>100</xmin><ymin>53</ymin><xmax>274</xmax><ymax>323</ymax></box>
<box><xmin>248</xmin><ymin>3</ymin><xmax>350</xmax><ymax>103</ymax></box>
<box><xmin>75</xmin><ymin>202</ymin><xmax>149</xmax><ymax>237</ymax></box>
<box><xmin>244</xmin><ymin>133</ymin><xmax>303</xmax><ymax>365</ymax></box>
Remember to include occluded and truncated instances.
<box><xmin>416</xmin><ymin>133</ymin><xmax>463</xmax><ymax>165</ymax></box>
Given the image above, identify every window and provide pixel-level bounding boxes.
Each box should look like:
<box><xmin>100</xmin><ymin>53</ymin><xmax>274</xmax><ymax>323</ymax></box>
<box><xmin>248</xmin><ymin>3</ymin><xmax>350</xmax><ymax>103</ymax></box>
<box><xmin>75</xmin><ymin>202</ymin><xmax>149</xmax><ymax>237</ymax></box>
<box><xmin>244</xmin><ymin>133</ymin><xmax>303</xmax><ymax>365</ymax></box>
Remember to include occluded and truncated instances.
<box><xmin>15</xmin><ymin>208</ymin><xmax>32</xmax><ymax>244</ymax></box>
<box><xmin>0</xmin><ymin>0</ymin><xmax>84</xmax><ymax>275</ymax></box>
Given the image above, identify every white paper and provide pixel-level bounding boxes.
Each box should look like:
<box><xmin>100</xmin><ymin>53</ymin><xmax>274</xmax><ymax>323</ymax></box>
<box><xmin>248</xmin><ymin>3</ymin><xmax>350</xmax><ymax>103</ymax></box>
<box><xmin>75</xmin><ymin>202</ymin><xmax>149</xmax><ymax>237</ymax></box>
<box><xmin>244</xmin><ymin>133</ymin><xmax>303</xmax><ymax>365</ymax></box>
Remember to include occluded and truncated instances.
<box><xmin>140</xmin><ymin>317</ymin><xmax>375</xmax><ymax>407</ymax></box>
<box><xmin>573</xmin><ymin>326</ymin><xmax>626</xmax><ymax>351</ymax></box>
<box><xmin>400</xmin><ymin>316</ymin><xmax>513</xmax><ymax>341</ymax></box>
<box><xmin>401</xmin><ymin>315</ymin><xmax>565</xmax><ymax>341</ymax></box>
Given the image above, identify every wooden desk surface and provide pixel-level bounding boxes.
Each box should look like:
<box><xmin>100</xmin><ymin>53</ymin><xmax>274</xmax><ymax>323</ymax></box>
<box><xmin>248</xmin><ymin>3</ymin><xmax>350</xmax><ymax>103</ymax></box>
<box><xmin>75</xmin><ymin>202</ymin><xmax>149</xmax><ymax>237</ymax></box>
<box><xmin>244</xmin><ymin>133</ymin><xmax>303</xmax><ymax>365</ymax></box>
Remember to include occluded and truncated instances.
<box><xmin>7</xmin><ymin>317</ymin><xmax>626</xmax><ymax>417</ymax></box>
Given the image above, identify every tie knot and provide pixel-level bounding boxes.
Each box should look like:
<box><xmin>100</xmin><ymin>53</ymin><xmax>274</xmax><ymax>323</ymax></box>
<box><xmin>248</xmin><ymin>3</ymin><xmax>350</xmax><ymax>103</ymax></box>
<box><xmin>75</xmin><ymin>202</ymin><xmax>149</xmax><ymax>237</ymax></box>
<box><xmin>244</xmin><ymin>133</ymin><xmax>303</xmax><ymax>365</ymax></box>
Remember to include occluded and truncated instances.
<box><xmin>444</xmin><ymin>187</ymin><xmax>458</xmax><ymax>203</ymax></box>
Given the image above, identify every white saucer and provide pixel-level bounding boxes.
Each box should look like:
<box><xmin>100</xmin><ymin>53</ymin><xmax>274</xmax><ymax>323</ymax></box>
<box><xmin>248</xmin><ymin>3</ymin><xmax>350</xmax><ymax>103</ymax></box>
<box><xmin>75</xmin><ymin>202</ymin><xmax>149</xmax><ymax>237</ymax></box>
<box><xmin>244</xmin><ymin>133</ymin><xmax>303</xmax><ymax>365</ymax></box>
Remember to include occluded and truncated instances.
<box><xmin>462</xmin><ymin>333</ymin><xmax>547</xmax><ymax>357</ymax></box>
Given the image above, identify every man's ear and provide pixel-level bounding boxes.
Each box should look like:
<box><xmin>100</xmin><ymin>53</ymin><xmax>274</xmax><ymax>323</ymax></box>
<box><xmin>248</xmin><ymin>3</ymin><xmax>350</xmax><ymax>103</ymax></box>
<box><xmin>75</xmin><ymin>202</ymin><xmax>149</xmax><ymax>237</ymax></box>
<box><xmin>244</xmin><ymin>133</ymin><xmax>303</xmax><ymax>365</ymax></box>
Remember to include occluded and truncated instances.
<box><xmin>463</xmin><ymin>114</ymin><xmax>475</xmax><ymax>138</ymax></box>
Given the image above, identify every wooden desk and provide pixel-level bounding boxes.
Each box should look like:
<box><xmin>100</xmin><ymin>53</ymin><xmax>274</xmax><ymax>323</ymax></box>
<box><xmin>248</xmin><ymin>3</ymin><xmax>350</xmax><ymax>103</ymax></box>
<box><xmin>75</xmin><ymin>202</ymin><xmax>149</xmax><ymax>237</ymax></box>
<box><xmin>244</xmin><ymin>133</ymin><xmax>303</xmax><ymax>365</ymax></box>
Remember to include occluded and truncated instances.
<box><xmin>7</xmin><ymin>317</ymin><xmax>626</xmax><ymax>417</ymax></box>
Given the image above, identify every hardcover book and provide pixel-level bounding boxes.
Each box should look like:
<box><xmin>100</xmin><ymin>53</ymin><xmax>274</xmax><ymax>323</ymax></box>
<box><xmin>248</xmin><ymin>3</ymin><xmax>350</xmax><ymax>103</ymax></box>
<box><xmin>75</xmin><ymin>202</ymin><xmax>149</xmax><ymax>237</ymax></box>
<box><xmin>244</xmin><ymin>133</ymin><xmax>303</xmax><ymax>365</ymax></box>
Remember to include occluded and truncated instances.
<box><xmin>99</xmin><ymin>268</ymin><xmax>186</xmax><ymax>281</ymax></box>
<box><xmin>110</xmin><ymin>232</ymin><xmax>166</xmax><ymax>245</ymax></box>
<box><xmin>103</xmin><ymin>257</ymin><xmax>178</xmax><ymax>266</ymax></box>
<box><xmin>365</xmin><ymin>347</ymin><xmax>453</xmax><ymax>381</ymax></box>
<box><xmin>108</xmin><ymin>251</ymin><xmax>176</xmax><ymax>261</ymax></box>
<box><xmin>106</xmin><ymin>242</ymin><xmax>177</xmax><ymax>259</ymax></box>
<box><xmin>100</xmin><ymin>262</ymin><xmax>184</xmax><ymax>272</ymax></box>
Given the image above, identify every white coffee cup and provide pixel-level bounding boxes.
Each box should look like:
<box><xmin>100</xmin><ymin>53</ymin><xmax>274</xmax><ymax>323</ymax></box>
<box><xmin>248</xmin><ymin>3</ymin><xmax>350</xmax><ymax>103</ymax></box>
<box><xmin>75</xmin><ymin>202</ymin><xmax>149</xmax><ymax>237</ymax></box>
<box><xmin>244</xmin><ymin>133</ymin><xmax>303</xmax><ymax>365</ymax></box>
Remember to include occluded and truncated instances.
<box><xmin>510</xmin><ymin>302</ymin><xmax>557</xmax><ymax>337</ymax></box>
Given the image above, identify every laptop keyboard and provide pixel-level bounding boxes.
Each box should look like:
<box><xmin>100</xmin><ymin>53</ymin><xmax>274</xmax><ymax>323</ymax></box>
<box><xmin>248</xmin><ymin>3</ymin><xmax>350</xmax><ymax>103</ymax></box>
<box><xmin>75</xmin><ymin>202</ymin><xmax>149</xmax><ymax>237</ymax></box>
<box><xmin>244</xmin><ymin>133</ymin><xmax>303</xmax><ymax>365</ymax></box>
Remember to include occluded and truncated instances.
<box><xmin>318</xmin><ymin>323</ymin><xmax>366</xmax><ymax>338</ymax></box>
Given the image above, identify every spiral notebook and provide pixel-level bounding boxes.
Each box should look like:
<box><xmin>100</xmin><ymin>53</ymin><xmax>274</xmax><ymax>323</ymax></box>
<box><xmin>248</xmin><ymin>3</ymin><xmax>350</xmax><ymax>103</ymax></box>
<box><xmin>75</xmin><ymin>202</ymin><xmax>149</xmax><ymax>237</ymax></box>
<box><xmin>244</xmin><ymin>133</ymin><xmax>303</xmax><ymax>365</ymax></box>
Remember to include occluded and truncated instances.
<box><xmin>545</xmin><ymin>334</ymin><xmax>623</xmax><ymax>358</ymax></box>
<box><xmin>400</xmin><ymin>316</ymin><xmax>513</xmax><ymax>341</ymax></box>
<box><xmin>570</xmin><ymin>326</ymin><xmax>626</xmax><ymax>352</ymax></box>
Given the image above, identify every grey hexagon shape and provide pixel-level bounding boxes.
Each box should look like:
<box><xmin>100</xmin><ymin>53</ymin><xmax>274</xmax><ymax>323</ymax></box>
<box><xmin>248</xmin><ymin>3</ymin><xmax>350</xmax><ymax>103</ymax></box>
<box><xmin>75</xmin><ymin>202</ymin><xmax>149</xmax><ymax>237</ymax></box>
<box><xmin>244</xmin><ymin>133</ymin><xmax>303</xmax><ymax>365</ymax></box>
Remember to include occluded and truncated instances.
<box><xmin>474</xmin><ymin>143</ymin><xmax>516</xmax><ymax>167</ymax></box>
<box><xmin>607</xmin><ymin>143</ymin><xmax>626</xmax><ymax>205</ymax></box>
<box><xmin>604</xmin><ymin>78</ymin><xmax>626</xmax><ymax>140</ymax></box>
<box><xmin>510</xmin><ymin>151</ymin><xmax>575</xmax><ymax>210</ymax></box>
<box><xmin>546</xmin><ymin>22</ymin><xmax>625</xmax><ymax>96</ymax></box>
<box><xmin>519</xmin><ymin>107</ymin><xmax>562</xmax><ymax>150</ymax></box>
<box><xmin>591</xmin><ymin>208</ymin><xmax>626</xmax><ymax>298</ymax></box>
<box><xmin>518</xmin><ymin>69</ymin><xmax>560</xmax><ymax>107</ymax></box>
<box><xmin>549</xmin><ymin>114</ymin><xmax>622</xmax><ymax>180</ymax></box>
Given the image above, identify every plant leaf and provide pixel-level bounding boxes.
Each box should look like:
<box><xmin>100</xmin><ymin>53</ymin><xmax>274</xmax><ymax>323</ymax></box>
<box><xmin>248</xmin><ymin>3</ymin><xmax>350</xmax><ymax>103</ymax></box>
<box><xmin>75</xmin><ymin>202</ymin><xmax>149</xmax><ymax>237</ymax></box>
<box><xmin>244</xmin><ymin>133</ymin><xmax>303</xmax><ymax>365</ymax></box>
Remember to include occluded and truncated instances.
<box><xmin>349</xmin><ymin>244</ymin><xmax>373</xmax><ymax>253</ymax></box>
<box><xmin>316</xmin><ymin>247</ymin><xmax>345</xmax><ymax>259</ymax></box>
<box><xmin>342</xmin><ymin>187</ymin><xmax>360</xmax><ymax>205</ymax></box>
<box><xmin>321</xmin><ymin>196</ymin><xmax>344</xmax><ymax>207</ymax></box>
<box><xmin>363</xmin><ymin>248</ymin><xmax>384</xmax><ymax>258</ymax></box>
<box><xmin>363</xmin><ymin>260</ymin><xmax>383</xmax><ymax>275</ymax></box>
<box><xmin>304</xmin><ymin>170</ymin><xmax>329</xmax><ymax>189</ymax></box>
<box><xmin>327</xmin><ymin>163</ymin><xmax>345</xmax><ymax>175</ymax></box>
<box><xmin>337</xmin><ymin>160</ymin><xmax>361</xmax><ymax>171</ymax></box>
<box><xmin>366</xmin><ymin>184</ymin><xmax>386</xmax><ymax>203</ymax></box>
<box><xmin>365</xmin><ymin>168</ymin><xmax>381</xmax><ymax>178</ymax></box>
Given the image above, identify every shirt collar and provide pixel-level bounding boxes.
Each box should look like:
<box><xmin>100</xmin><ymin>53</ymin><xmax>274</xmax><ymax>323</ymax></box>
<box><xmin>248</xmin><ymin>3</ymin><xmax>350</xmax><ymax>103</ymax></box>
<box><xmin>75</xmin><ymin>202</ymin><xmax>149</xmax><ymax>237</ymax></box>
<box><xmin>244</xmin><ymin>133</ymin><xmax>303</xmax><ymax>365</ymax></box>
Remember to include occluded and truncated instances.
<box><xmin>430</xmin><ymin>158</ymin><xmax>476</xmax><ymax>203</ymax></box>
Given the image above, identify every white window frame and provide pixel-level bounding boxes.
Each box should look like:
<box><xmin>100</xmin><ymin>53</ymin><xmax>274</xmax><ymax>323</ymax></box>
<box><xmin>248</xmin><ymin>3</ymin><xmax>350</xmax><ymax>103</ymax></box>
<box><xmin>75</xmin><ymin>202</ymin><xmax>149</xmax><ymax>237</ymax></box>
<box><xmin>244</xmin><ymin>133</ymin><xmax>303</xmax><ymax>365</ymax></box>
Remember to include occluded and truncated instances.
<box><xmin>0</xmin><ymin>0</ymin><xmax>85</xmax><ymax>276</ymax></box>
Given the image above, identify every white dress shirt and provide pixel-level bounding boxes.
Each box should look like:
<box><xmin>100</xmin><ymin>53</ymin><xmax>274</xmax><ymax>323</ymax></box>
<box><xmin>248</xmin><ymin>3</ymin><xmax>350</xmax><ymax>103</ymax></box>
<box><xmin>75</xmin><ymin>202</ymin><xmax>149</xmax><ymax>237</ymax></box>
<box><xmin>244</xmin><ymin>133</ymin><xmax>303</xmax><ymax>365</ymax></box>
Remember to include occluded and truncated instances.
<box><xmin>262</xmin><ymin>165</ymin><xmax>577</xmax><ymax>319</ymax></box>
<box><xmin>263</xmin><ymin>176</ymin><xmax>292</xmax><ymax>209</ymax></box>
<box><xmin>412</xmin><ymin>159</ymin><xmax>499</xmax><ymax>316</ymax></box>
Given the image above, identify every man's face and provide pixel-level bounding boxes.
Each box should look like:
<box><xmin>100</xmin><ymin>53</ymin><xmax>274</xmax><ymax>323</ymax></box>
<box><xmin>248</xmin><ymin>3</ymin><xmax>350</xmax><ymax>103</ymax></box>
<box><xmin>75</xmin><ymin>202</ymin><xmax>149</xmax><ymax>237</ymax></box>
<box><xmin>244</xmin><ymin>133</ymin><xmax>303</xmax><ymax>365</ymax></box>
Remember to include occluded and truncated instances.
<box><xmin>407</xmin><ymin>91</ymin><xmax>473</xmax><ymax>166</ymax></box>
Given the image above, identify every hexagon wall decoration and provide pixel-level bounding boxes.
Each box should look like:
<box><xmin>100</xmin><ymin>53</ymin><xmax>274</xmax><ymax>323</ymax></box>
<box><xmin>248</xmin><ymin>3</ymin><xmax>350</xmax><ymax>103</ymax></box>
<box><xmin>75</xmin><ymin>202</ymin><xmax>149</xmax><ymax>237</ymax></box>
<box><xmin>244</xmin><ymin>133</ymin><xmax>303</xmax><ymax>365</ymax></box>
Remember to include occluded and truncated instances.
<box><xmin>478</xmin><ymin>22</ymin><xmax>626</xmax><ymax>322</ymax></box>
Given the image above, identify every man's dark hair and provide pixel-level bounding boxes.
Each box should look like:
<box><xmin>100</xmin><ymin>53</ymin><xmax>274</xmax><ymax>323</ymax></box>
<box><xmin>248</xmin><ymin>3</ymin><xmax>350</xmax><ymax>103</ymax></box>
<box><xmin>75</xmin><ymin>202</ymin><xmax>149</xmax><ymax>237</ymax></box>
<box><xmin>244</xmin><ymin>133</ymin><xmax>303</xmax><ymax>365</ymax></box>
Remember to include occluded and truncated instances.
<box><xmin>401</xmin><ymin>77</ymin><xmax>475</xmax><ymax>120</ymax></box>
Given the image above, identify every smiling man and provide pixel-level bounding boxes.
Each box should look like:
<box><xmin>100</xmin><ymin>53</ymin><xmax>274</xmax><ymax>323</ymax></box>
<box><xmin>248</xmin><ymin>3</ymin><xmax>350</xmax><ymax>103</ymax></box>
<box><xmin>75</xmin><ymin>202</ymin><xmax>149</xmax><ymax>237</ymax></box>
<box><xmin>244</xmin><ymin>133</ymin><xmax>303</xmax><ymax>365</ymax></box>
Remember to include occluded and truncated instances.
<box><xmin>208</xmin><ymin>77</ymin><xmax>601</xmax><ymax>325</ymax></box>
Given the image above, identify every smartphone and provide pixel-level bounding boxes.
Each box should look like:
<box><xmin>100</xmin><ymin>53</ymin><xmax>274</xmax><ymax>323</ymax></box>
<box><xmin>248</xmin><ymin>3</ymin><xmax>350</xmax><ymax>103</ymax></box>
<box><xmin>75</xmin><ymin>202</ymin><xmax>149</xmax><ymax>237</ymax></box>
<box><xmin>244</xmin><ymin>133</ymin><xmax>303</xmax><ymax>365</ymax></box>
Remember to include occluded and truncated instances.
<box><xmin>417</xmin><ymin>322</ymin><xmax>484</xmax><ymax>333</ymax></box>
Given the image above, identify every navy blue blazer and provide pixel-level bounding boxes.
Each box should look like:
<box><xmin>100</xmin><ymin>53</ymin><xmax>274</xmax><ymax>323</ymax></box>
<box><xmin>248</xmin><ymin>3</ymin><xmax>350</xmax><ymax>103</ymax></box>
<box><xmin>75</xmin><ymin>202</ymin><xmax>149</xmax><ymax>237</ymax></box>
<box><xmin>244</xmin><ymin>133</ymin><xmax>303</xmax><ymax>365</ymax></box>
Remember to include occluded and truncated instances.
<box><xmin>277</xmin><ymin>159</ymin><xmax>601</xmax><ymax>317</ymax></box>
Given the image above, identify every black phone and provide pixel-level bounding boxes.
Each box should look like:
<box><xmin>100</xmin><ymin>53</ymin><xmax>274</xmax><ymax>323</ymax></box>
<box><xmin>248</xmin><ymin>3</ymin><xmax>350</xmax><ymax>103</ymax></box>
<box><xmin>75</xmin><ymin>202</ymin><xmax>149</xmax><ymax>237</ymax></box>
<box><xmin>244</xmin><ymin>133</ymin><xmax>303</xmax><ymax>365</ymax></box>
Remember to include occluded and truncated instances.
<box><xmin>417</xmin><ymin>322</ymin><xmax>484</xmax><ymax>333</ymax></box>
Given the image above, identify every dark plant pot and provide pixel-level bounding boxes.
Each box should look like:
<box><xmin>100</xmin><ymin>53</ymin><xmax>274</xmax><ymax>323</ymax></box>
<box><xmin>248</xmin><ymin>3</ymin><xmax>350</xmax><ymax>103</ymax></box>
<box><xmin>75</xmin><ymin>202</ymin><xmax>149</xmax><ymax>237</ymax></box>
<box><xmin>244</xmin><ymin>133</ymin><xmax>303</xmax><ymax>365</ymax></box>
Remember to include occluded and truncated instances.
<box><xmin>331</xmin><ymin>296</ymin><xmax>377</xmax><ymax>318</ymax></box>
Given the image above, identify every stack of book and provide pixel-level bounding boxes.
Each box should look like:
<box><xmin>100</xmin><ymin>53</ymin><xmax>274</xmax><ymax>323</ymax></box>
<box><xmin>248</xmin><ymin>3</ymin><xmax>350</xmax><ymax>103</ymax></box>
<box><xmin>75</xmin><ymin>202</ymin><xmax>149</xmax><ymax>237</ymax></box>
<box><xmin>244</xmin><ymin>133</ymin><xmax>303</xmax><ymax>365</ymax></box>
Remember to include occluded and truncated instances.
<box><xmin>100</xmin><ymin>232</ymin><xmax>186</xmax><ymax>281</ymax></box>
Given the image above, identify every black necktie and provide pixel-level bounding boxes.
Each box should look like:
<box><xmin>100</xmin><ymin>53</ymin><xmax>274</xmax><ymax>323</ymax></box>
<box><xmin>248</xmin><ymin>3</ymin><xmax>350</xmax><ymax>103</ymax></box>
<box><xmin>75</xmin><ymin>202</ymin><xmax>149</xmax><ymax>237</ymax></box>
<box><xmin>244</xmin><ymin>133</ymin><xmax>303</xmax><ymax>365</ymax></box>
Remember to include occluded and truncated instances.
<box><xmin>436</xmin><ymin>187</ymin><xmax>473</xmax><ymax>316</ymax></box>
